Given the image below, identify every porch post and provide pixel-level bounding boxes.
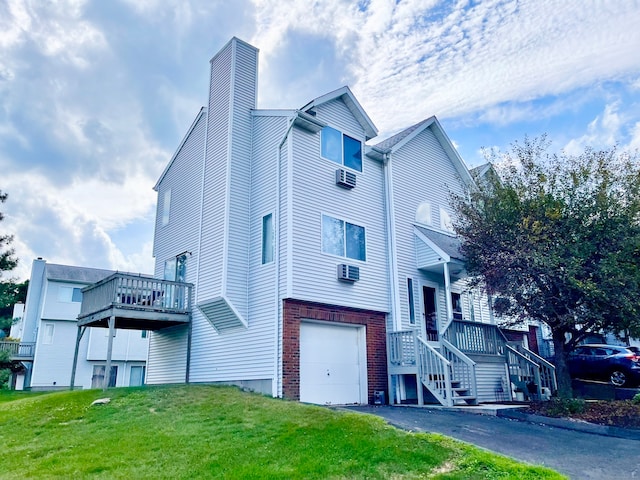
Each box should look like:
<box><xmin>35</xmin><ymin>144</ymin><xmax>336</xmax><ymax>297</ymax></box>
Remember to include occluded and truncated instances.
<box><xmin>104</xmin><ymin>316</ymin><xmax>115</xmax><ymax>391</ymax></box>
<box><xmin>70</xmin><ymin>326</ymin><xmax>86</xmax><ymax>389</ymax></box>
<box><xmin>442</xmin><ymin>262</ymin><xmax>453</xmax><ymax>334</ymax></box>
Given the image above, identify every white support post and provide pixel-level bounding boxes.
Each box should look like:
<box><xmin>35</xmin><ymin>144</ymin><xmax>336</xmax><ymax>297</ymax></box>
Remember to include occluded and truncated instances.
<box><xmin>70</xmin><ymin>326</ymin><xmax>86</xmax><ymax>389</ymax></box>
<box><xmin>442</xmin><ymin>263</ymin><xmax>453</xmax><ymax>334</ymax></box>
<box><xmin>104</xmin><ymin>316</ymin><xmax>115</xmax><ymax>391</ymax></box>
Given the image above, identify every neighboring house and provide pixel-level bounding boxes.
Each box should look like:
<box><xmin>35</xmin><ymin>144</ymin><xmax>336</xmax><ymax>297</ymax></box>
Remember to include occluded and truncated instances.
<box><xmin>8</xmin><ymin>259</ymin><xmax>149</xmax><ymax>390</ymax></box>
<box><xmin>78</xmin><ymin>37</ymin><xmax>555</xmax><ymax>405</ymax></box>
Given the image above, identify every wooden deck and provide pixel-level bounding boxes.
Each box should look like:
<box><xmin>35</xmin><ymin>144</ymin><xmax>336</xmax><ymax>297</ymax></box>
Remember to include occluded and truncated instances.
<box><xmin>77</xmin><ymin>273</ymin><xmax>193</xmax><ymax>330</ymax></box>
<box><xmin>0</xmin><ymin>341</ymin><xmax>35</xmax><ymax>361</ymax></box>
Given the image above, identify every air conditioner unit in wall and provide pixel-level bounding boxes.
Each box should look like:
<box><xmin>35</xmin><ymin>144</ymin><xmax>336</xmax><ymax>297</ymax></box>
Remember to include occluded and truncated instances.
<box><xmin>335</xmin><ymin>169</ymin><xmax>357</xmax><ymax>189</ymax></box>
<box><xmin>337</xmin><ymin>264</ymin><xmax>360</xmax><ymax>282</ymax></box>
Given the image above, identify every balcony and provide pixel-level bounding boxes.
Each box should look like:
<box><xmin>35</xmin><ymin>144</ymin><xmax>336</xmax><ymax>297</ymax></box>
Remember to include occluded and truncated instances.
<box><xmin>77</xmin><ymin>273</ymin><xmax>193</xmax><ymax>330</ymax></box>
<box><xmin>0</xmin><ymin>341</ymin><xmax>35</xmax><ymax>361</ymax></box>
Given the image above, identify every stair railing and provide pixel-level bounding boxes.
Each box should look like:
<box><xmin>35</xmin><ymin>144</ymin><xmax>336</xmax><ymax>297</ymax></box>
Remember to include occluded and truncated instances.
<box><xmin>505</xmin><ymin>345</ymin><xmax>543</xmax><ymax>399</ymax></box>
<box><xmin>416</xmin><ymin>336</ymin><xmax>453</xmax><ymax>407</ymax></box>
<box><xmin>441</xmin><ymin>338</ymin><xmax>478</xmax><ymax>402</ymax></box>
<box><xmin>514</xmin><ymin>344</ymin><xmax>558</xmax><ymax>394</ymax></box>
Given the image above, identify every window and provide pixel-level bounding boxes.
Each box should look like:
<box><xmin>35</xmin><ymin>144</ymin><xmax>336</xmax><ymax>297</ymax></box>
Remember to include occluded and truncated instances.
<box><xmin>407</xmin><ymin>278</ymin><xmax>416</xmax><ymax>324</ymax></box>
<box><xmin>440</xmin><ymin>207</ymin><xmax>454</xmax><ymax>233</ymax></box>
<box><xmin>451</xmin><ymin>292</ymin><xmax>463</xmax><ymax>320</ymax></box>
<box><xmin>58</xmin><ymin>286</ymin><xmax>83</xmax><ymax>303</ymax></box>
<box><xmin>130</xmin><ymin>366</ymin><xmax>146</xmax><ymax>386</ymax></box>
<box><xmin>92</xmin><ymin>365</ymin><xmax>118</xmax><ymax>389</ymax></box>
<box><xmin>322</xmin><ymin>215</ymin><xmax>366</xmax><ymax>261</ymax></box>
<box><xmin>141</xmin><ymin>330</ymin><xmax>148</xmax><ymax>338</ymax></box>
<box><xmin>164</xmin><ymin>253</ymin><xmax>187</xmax><ymax>282</ymax></box>
<box><xmin>262</xmin><ymin>213</ymin><xmax>274</xmax><ymax>264</ymax></box>
<box><xmin>415</xmin><ymin>202</ymin><xmax>432</xmax><ymax>226</ymax></box>
<box><xmin>43</xmin><ymin>323</ymin><xmax>54</xmax><ymax>345</ymax></box>
<box><xmin>162</xmin><ymin>189</ymin><xmax>171</xmax><ymax>226</ymax></box>
<box><xmin>321</xmin><ymin>126</ymin><xmax>362</xmax><ymax>172</ymax></box>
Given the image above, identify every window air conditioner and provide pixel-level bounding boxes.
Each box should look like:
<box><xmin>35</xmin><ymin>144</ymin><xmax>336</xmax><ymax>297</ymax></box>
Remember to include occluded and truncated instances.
<box><xmin>337</xmin><ymin>264</ymin><xmax>360</xmax><ymax>282</ymax></box>
<box><xmin>335</xmin><ymin>169</ymin><xmax>356</xmax><ymax>189</ymax></box>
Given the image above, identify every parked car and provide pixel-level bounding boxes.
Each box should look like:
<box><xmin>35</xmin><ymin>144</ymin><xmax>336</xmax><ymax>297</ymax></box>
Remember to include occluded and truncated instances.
<box><xmin>567</xmin><ymin>344</ymin><xmax>640</xmax><ymax>387</ymax></box>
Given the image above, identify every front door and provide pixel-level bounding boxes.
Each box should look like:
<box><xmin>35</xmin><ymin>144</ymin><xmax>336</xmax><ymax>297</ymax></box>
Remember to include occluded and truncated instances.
<box><xmin>421</xmin><ymin>285</ymin><xmax>439</xmax><ymax>341</ymax></box>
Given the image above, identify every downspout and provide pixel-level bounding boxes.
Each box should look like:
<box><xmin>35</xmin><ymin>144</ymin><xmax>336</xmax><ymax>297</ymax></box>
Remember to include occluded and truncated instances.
<box><xmin>273</xmin><ymin>115</ymin><xmax>296</xmax><ymax>398</ymax></box>
<box><xmin>383</xmin><ymin>151</ymin><xmax>402</xmax><ymax>405</ymax></box>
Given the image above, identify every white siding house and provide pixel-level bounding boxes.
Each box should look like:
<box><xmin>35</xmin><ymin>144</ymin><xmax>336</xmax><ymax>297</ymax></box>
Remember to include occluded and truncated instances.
<box><xmin>133</xmin><ymin>37</ymin><xmax>556</xmax><ymax>406</ymax></box>
<box><xmin>11</xmin><ymin>259</ymin><xmax>149</xmax><ymax>390</ymax></box>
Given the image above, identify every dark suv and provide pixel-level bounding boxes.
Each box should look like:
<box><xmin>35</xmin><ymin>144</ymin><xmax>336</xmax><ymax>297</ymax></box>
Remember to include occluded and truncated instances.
<box><xmin>567</xmin><ymin>344</ymin><xmax>640</xmax><ymax>387</ymax></box>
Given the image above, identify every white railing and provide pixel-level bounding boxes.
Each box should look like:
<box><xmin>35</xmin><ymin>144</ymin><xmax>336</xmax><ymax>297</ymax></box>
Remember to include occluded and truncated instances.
<box><xmin>443</xmin><ymin>319</ymin><xmax>504</xmax><ymax>355</ymax></box>
<box><xmin>388</xmin><ymin>330</ymin><xmax>419</xmax><ymax>367</ymax></box>
<box><xmin>441</xmin><ymin>338</ymin><xmax>477</xmax><ymax>402</ymax></box>
<box><xmin>506</xmin><ymin>345</ymin><xmax>543</xmax><ymax>399</ymax></box>
<box><xmin>0</xmin><ymin>341</ymin><xmax>35</xmax><ymax>359</ymax></box>
<box><xmin>416</xmin><ymin>337</ymin><xmax>453</xmax><ymax>406</ymax></box>
<box><xmin>513</xmin><ymin>344</ymin><xmax>558</xmax><ymax>394</ymax></box>
<box><xmin>79</xmin><ymin>273</ymin><xmax>192</xmax><ymax>319</ymax></box>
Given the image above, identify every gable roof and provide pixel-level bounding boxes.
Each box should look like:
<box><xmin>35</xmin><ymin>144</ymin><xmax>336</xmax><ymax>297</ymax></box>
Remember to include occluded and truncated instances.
<box><xmin>414</xmin><ymin>225</ymin><xmax>464</xmax><ymax>262</ymax></box>
<box><xmin>154</xmin><ymin>107</ymin><xmax>207</xmax><ymax>191</ymax></box>
<box><xmin>300</xmin><ymin>86</ymin><xmax>378</xmax><ymax>140</ymax></box>
<box><xmin>369</xmin><ymin>116</ymin><xmax>475</xmax><ymax>187</ymax></box>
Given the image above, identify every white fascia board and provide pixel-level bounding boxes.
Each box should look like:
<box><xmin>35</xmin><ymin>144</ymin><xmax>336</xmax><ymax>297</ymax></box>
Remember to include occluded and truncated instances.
<box><xmin>154</xmin><ymin>107</ymin><xmax>207</xmax><ymax>191</ymax></box>
<box><xmin>300</xmin><ymin>86</ymin><xmax>378</xmax><ymax>140</ymax></box>
<box><xmin>429</xmin><ymin>117</ymin><xmax>476</xmax><ymax>189</ymax></box>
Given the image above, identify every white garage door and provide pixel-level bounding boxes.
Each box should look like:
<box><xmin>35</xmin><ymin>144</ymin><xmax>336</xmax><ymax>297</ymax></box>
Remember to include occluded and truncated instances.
<box><xmin>300</xmin><ymin>322</ymin><xmax>366</xmax><ymax>405</ymax></box>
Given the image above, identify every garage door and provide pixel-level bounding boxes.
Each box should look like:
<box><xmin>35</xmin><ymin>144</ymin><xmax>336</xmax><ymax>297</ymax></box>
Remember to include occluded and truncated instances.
<box><xmin>300</xmin><ymin>322</ymin><xmax>366</xmax><ymax>405</ymax></box>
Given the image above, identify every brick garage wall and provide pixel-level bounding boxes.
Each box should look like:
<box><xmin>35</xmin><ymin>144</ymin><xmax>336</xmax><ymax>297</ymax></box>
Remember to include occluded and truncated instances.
<box><xmin>282</xmin><ymin>298</ymin><xmax>388</xmax><ymax>404</ymax></box>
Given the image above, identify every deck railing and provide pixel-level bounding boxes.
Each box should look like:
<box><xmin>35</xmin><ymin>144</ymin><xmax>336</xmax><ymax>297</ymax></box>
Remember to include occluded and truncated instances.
<box><xmin>0</xmin><ymin>341</ymin><xmax>35</xmax><ymax>359</ymax></box>
<box><xmin>79</xmin><ymin>273</ymin><xmax>192</xmax><ymax>318</ymax></box>
<box><xmin>388</xmin><ymin>330</ymin><xmax>419</xmax><ymax>367</ymax></box>
<box><xmin>506</xmin><ymin>345</ymin><xmax>542</xmax><ymax>399</ymax></box>
<box><xmin>443</xmin><ymin>319</ymin><xmax>505</xmax><ymax>355</ymax></box>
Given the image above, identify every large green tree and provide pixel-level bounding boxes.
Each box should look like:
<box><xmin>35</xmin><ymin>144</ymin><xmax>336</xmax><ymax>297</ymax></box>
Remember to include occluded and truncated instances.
<box><xmin>451</xmin><ymin>137</ymin><xmax>640</xmax><ymax>397</ymax></box>
<box><xmin>0</xmin><ymin>190</ymin><xmax>18</xmax><ymax>275</ymax></box>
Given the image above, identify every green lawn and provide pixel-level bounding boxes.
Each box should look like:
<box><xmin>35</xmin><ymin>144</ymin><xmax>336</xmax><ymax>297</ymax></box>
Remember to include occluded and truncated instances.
<box><xmin>0</xmin><ymin>385</ymin><xmax>564</xmax><ymax>479</ymax></box>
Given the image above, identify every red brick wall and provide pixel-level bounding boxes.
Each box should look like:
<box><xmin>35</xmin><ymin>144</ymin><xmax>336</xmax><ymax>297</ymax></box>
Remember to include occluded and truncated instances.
<box><xmin>282</xmin><ymin>299</ymin><xmax>388</xmax><ymax>404</ymax></box>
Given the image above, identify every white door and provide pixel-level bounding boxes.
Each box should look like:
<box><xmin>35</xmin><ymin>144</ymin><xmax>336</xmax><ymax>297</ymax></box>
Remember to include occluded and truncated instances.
<box><xmin>299</xmin><ymin>322</ymin><xmax>366</xmax><ymax>405</ymax></box>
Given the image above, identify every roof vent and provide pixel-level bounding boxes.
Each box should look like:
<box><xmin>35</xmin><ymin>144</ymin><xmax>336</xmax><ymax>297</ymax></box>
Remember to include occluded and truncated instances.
<box><xmin>336</xmin><ymin>169</ymin><xmax>356</xmax><ymax>189</ymax></box>
<box><xmin>337</xmin><ymin>264</ymin><xmax>360</xmax><ymax>282</ymax></box>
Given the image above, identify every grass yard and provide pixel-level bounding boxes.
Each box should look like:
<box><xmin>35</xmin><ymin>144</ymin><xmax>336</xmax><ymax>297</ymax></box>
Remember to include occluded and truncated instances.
<box><xmin>0</xmin><ymin>385</ymin><xmax>564</xmax><ymax>479</ymax></box>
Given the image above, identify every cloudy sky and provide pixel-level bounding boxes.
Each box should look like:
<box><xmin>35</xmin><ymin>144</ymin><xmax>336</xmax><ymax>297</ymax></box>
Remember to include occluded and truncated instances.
<box><xmin>1</xmin><ymin>0</ymin><xmax>639</xmax><ymax>281</ymax></box>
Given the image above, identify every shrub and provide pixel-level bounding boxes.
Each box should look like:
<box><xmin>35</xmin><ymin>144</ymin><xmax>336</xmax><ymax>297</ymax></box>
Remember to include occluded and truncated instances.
<box><xmin>632</xmin><ymin>393</ymin><xmax>640</xmax><ymax>405</ymax></box>
<box><xmin>543</xmin><ymin>398</ymin><xmax>586</xmax><ymax>416</ymax></box>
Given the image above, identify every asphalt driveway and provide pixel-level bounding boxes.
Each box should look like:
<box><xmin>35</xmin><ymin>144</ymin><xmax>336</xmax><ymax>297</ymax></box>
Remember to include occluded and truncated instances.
<box><xmin>345</xmin><ymin>405</ymin><xmax>640</xmax><ymax>479</ymax></box>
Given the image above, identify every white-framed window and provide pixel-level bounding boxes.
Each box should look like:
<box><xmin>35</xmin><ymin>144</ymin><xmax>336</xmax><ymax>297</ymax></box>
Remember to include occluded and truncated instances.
<box><xmin>415</xmin><ymin>201</ymin><xmax>432</xmax><ymax>226</ymax></box>
<box><xmin>261</xmin><ymin>213</ymin><xmax>274</xmax><ymax>264</ymax></box>
<box><xmin>43</xmin><ymin>323</ymin><xmax>54</xmax><ymax>345</ymax></box>
<box><xmin>92</xmin><ymin>365</ymin><xmax>118</xmax><ymax>389</ymax></box>
<box><xmin>164</xmin><ymin>253</ymin><xmax>187</xmax><ymax>282</ymax></box>
<box><xmin>321</xmin><ymin>214</ymin><xmax>366</xmax><ymax>261</ymax></box>
<box><xmin>162</xmin><ymin>189</ymin><xmax>171</xmax><ymax>226</ymax></box>
<box><xmin>58</xmin><ymin>286</ymin><xmax>83</xmax><ymax>303</ymax></box>
<box><xmin>407</xmin><ymin>278</ymin><xmax>416</xmax><ymax>325</ymax></box>
<box><xmin>451</xmin><ymin>292</ymin><xmax>463</xmax><ymax>320</ymax></box>
<box><xmin>321</xmin><ymin>126</ymin><xmax>362</xmax><ymax>172</ymax></box>
<box><xmin>141</xmin><ymin>330</ymin><xmax>148</xmax><ymax>338</ymax></box>
<box><xmin>130</xmin><ymin>365</ymin><xmax>146</xmax><ymax>386</ymax></box>
<box><xmin>440</xmin><ymin>207</ymin><xmax>454</xmax><ymax>233</ymax></box>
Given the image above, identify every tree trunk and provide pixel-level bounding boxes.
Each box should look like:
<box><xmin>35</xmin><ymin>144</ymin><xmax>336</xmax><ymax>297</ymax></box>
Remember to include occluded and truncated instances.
<box><xmin>552</xmin><ymin>331</ymin><xmax>573</xmax><ymax>398</ymax></box>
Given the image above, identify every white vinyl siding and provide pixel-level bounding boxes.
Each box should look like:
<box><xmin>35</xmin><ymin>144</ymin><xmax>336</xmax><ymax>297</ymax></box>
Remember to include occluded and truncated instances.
<box><xmin>146</xmin><ymin>325</ymin><xmax>188</xmax><ymax>384</ymax></box>
<box><xmin>288</xmin><ymin>98</ymin><xmax>389</xmax><ymax>312</ymax></box>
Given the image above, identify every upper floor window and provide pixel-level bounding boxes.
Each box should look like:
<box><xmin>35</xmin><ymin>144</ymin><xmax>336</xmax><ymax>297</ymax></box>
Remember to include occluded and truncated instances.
<box><xmin>321</xmin><ymin>126</ymin><xmax>362</xmax><ymax>172</ymax></box>
<box><xmin>261</xmin><ymin>213</ymin><xmax>274</xmax><ymax>264</ymax></box>
<box><xmin>440</xmin><ymin>207</ymin><xmax>454</xmax><ymax>233</ymax></box>
<box><xmin>415</xmin><ymin>202</ymin><xmax>432</xmax><ymax>226</ymax></box>
<box><xmin>322</xmin><ymin>215</ymin><xmax>366</xmax><ymax>261</ymax></box>
<box><xmin>162</xmin><ymin>189</ymin><xmax>171</xmax><ymax>226</ymax></box>
<box><xmin>58</xmin><ymin>286</ymin><xmax>83</xmax><ymax>303</ymax></box>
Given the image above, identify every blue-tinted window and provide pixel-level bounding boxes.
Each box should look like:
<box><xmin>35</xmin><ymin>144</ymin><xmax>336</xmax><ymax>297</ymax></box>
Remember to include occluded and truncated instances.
<box><xmin>407</xmin><ymin>278</ymin><xmax>415</xmax><ymax>324</ymax></box>
<box><xmin>262</xmin><ymin>213</ymin><xmax>274</xmax><ymax>264</ymax></box>
<box><xmin>343</xmin><ymin>134</ymin><xmax>362</xmax><ymax>171</ymax></box>
<box><xmin>322</xmin><ymin>215</ymin><xmax>366</xmax><ymax>261</ymax></box>
<box><xmin>321</xmin><ymin>127</ymin><xmax>362</xmax><ymax>172</ymax></box>
<box><xmin>72</xmin><ymin>288</ymin><xmax>83</xmax><ymax>303</ymax></box>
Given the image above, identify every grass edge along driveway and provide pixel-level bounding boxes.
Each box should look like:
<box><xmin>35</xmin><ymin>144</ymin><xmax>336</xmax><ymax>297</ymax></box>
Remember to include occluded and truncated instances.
<box><xmin>0</xmin><ymin>385</ymin><xmax>564</xmax><ymax>479</ymax></box>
